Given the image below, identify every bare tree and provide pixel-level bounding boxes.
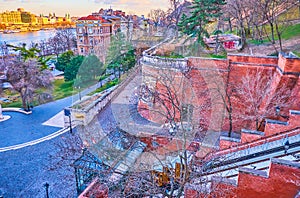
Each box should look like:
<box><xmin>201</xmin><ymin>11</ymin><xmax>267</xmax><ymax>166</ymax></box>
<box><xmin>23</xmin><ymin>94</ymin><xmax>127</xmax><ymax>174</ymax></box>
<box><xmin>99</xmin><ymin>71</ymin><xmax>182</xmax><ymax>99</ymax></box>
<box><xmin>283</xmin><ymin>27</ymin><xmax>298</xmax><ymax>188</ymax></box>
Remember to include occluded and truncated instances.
<box><xmin>168</xmin><ymin>0</ymin><xmax>185</xmax><ymax>26</ymax></box>
<box><xmin>48</xmin><ymin>35</ymin><xmax>64</xmax><ymax>58</ymax></box>
<box><xmin>258</xmin><ymin>0</ymin><xmax>296</xmax><ymax>51</ymax></box>
<box><xmin>1</xmin><ymin>57</ymin><xmax>53</xmax><ymax>111</ymax></box>
<box><xmin>55</xmin><ymin>28</ymin><xmax>77</xmax><ymax>51</ymax></box>
<box><xmin>224</xmin><ymin>0</ymin><xmax>249</xmax><ymax>46</ymax></box>
<box><xmin>148</xmin><ymin>9</ymin><xmax>166</xmax><ymax>30</ymax></box>
<box><xmin>235</xmin><ymin>68</ymin><xmax>293</xmax><ymax>130</ymax></box>
<box><xmin>204</xmin><ymin>65</ymin><xmax>237</xmax><ymax>137</ymax></box>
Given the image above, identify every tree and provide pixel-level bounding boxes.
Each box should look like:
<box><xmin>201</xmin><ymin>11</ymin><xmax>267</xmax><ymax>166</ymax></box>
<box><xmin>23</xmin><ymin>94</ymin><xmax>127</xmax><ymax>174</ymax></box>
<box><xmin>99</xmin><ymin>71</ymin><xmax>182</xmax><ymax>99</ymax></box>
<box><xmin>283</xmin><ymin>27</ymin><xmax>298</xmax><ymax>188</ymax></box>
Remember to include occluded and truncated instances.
<box><xmin>120</xmin><ymin>49</ymin><xmax>136</xmax><ymax>71</ymax></box>
<box><xmin>55</xmin><ymin>50</ymin><xmax>74</xmax><ymax>72</ymax></box>
<box><xmin>105</xmin><ymin>32</ymin><xmax>133</xmax><ymax>77</ymax></box>
<box><xmin>1</xmin><ymin>58</ymin><xmax>53</xmax><ymax>111</ymax></box>
<box><xmin>178</xmin><ymin>0</ymin><xmax>226</xmax><ymax>46</ymax></box>
<box><xmin>74</xmin><ymin>55</ymin><xmax>105</xmax><ymax>88</ymax></box>
<box><xmin>168</xmin><ymin>0</ymin><xmax>185</xmax><ymax>26</ymax></box>
<box><xmin>235</xmin><ymin>68</ymin><xmax>293</xmax><ymax>130</ymax></box>
<box><xmin>55</xmin><ymin>28</ymin><xmax>76</xmax><ymax>51</ymax></box>
<box><xmin>148</xmin><ymin>9</ymin><xmax>166</xmax><ymax>29</ymax></box>
<box><xmin>64</xmin><ymin>55</ymin><xmax>84</xmax><ymax>81</ymax></box>
<box><xmin>132</xmin><ymin>62</ymin><xmax>216</xmax><ymax>197</ymax></box>
<box><xmin>258</xmin><ymin>0</ymin><xmax>295</xmax><ymax>52</ymax></box>
<box><xmin>7</xmin><ymin>43</ymin><xmax>49</xmax><ymax>70</ymax></box>
<box><xmin>48</xmin><ymin>35</ymin><xmax>64</xmax><ymax>58</ymax></box>
<box><xmin>205</xmin><ymin>64</ymin><xmax>236</xmax><ymax>137</ymax></box>
<box><xmin>7</xmin><ymin>43</ymin><xmax>40</xmax><ymax>61</ymax></box>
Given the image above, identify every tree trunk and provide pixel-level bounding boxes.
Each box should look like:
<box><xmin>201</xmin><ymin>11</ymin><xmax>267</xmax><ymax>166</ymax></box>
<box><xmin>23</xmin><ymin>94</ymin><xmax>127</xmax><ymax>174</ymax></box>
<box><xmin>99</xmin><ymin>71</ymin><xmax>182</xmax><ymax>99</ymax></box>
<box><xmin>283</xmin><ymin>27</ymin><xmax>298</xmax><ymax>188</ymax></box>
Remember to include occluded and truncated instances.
<box><xmin>270</xmin><ymin>23</ymin><xmax>275</xmax><ymax>44</ymax></box>
<box><xmin>228</xmin><ymin>18</ymin><xmax>232</xmax><ymax>32</ymax></box>
<box><xmin>228</xmin><ymin>107</ymin><xmax>233</xmax><ymax>137</ymax></box>
<box><xmin>275</xmin><ymin>23</ymin><xmax>283</xmax><ymax>51</ymax></box>
<box><xmin>20</xmin><ymin>90</ymin><xmax>29</xmax><ymax>112</ymax></box>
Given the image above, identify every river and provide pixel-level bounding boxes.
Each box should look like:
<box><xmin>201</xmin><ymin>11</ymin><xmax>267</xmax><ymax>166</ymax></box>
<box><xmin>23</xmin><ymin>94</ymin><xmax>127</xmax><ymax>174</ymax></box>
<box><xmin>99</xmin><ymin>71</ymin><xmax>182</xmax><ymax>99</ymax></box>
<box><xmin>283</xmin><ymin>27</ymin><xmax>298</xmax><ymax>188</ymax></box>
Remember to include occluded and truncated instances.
<box><xmin>0</xmin><ymin>29</ymin><xmax>70</xmax><ymax>46</ymax></box>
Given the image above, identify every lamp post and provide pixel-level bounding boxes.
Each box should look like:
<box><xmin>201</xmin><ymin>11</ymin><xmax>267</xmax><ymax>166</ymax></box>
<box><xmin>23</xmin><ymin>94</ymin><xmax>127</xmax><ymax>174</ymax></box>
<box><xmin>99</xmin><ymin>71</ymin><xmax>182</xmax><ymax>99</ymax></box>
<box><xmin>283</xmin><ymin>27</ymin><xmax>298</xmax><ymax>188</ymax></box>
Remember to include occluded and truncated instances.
<box><xmin>78</xmin><ymin>86</ymin><xmax>81</xmax><ymax>101</ymax></box>
<box><xmin>284</xmin><ymin>139</ymin><xmax>290</xmax><ymax>154</ymax></box>
<box><xmin>64</xmin><ymin>109</ymin><xmax>73</xmax><ymax>134</ymax></box>
<box><xmin>44</xmin><ymin>182</ymin><xmax>49</xmax><ymax>198</ymax></box>
<box><xmin>275</xmin><ymin>106</ymin><xmax>280</xmax><ymax>115</ymax></box>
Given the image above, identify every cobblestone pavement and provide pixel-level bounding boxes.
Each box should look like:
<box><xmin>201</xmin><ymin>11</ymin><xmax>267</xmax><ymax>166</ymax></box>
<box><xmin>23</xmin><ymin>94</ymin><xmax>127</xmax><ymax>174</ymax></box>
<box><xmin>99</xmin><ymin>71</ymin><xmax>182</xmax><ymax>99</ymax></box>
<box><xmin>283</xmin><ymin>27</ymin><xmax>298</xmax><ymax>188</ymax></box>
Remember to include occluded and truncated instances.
<box><xmin>0</xmin><ymin>131</ymin><xmax>81</xmax><ymax>198</ymax></box>
<box><xmin>0</xmin><ymin>80</ymin><xmax>110</xmax><ymax>197</ymax></box>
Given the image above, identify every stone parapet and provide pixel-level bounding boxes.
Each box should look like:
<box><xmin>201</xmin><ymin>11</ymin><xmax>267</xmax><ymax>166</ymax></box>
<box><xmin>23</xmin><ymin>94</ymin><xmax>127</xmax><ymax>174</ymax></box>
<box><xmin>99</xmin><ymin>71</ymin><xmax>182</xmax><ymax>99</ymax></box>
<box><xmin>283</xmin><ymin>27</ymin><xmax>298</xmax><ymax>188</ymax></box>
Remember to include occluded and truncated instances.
<box><xmin>141</xmin><ymin>55</ymin><xmax>188</xmax><ymax>72</ymax></box>
<box><xmin>65</xmin><ymin>66</ymin><xmax>141</xmax><ymax>126</ymax></box>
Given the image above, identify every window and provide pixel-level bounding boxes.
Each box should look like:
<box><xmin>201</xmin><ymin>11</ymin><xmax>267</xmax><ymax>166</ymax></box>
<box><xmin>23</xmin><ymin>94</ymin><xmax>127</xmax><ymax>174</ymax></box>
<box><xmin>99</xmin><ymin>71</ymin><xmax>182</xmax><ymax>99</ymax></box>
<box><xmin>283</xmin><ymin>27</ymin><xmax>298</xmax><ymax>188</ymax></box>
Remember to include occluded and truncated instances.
<box><xmin>78</xmin><ymin>28</ymin><xmax>83</xmax><ymax>34</ymax></box>
<box><xmin>79</xmin><ymin>37</ymin><xmax>83</xmax><ymax>43</ymax></box>
<box><xmin>80</xmin><ymin>48</ymin><xmax>84</xmax><ymax>53</ymax></box>
<box><xmin>88</xmin><ymin>28</ymin><xmax>93</xmax><ymax>34</ymax></box>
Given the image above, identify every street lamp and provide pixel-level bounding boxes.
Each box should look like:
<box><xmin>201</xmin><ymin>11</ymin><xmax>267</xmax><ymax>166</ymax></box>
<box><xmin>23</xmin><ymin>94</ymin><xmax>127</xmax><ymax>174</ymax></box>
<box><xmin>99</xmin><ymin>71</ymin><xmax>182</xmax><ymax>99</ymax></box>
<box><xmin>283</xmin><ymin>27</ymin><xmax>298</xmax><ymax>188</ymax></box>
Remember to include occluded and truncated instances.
<box><xmin>275</xmin><ymin>106</ymin><xmax>280</xmax><ymax>115</ymax></box>
<box><xmin>284</xmin><ymin>139</ymin><xmax>290</xmax><ymax>154</ymax></box>
<box><xmin>64</xmin><ymin>109</ymin><xmax>73</xmax><ymax>134</ymax></box>
<box><xmin>78</xmin><ymin>86</ymin><xmax>81</xmax><ymax>101</ymax></box>
<box><xmin>43</xmin><ymin>182</ymin><xmax>49</xmax><ymax>198</ymax></box>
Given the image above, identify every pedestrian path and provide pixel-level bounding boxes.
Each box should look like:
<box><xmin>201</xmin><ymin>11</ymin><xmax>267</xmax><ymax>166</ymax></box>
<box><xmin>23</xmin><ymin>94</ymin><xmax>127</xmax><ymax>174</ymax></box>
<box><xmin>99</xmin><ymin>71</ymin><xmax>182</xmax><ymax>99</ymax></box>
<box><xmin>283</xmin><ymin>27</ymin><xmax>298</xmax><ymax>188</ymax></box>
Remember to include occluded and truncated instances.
<box><xmin>0</xmin><ymin>77</ymin><xmax>112</xmax><ymax>150</ymax></box>
<box><xmin>42</xmin><ymin>110</ymin><xmax>65</xmax><ymax>128</ymax></box>
<box><xmin>0</xmin><ymin>127</ymin><xmax>70</xmax><ymax>152</ymax></box>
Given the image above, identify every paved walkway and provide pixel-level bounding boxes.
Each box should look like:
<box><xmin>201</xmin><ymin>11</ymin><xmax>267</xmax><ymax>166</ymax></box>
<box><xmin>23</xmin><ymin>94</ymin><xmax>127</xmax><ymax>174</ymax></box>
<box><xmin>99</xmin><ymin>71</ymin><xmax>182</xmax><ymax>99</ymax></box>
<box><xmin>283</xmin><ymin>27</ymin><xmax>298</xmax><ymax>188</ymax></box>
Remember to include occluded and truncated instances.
<box><xmin>0</xmin><ymin>76</ymin><xmax>113</xmax><ymax>149</ymax></box>
<box><xmin>0</xmin><ymin>79</ymin><xmax>112</xmax><ymax>197</ymax></box>
<box><xmin>0</xmin><ymin>96</ymin><xmax>72</xmax><ymax>147</ymax></box>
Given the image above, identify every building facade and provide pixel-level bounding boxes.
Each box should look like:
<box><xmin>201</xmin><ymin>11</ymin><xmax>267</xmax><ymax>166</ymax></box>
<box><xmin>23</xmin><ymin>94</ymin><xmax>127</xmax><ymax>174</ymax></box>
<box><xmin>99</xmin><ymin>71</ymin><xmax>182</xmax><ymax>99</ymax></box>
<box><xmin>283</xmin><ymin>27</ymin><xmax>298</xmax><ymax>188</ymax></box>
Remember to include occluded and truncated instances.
<box><xmin>76</xmin><ymin>15</ymin><xmax>112</xmax><ymax>63</ymax></box>
<box><xmin>75</xmin><ymin>8</ymin><xmax>132</xmax><ymax>63</ymax></box>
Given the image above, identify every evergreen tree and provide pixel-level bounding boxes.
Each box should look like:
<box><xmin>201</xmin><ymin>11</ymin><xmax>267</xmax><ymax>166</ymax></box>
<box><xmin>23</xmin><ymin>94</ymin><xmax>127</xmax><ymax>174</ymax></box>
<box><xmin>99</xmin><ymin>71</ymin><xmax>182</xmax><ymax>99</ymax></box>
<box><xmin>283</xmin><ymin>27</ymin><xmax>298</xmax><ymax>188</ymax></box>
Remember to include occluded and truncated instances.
<box><xmin>64</xmin><ymin>55</ymin><xmax>84</xmax><ymax>81</ymax></box>
<box><xmin>105</xmin><ymin>32</ymin><xmax>133</xmax><ymax>76</ymax></box>
<box><xmin>55</xmin><ymin>50</ymin><xmax>74</xmax><ymax>72</ymax></box>
<box><xmin>178</xmin><ymin>0</ymin><xmax>226</xmax><ymax>46</ymax></box>
<box><xmin>74</xmin><ymin>55</ymin><xmax>105</xmax><ymax>87</ymax></box>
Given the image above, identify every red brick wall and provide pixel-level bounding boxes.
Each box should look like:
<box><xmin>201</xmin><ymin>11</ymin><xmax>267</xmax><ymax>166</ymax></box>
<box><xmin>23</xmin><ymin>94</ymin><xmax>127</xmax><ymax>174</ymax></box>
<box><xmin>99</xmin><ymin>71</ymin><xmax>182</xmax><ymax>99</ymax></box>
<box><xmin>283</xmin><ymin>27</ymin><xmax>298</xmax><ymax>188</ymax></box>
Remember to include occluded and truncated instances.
<box><xmin>241</xmin><ymin>133</ymin><xmax>263</xmax><ymax>143</ymax></box>
<box><xmin>228</xmin><ymin>54</ymin><xmax>278</xmax><ymax>65</ymax></box>
<box><xmin>219</xmin><ymin>139</ymin><xmax>239</xmax><ymax>149</ymax></box>
<box><xmin>140</xmin><ymin>54</ymin><xmax>300</xmax><ymax>133</ymax></box>
<box><xmin>185</xmin><ymin>159</ymin><xmax>300</xmax><ymax>198</ymax></box>
<box><xmin>278</xmin><ymin>53</ymin><xmax>300</xmax><ymax>73</ymax></box>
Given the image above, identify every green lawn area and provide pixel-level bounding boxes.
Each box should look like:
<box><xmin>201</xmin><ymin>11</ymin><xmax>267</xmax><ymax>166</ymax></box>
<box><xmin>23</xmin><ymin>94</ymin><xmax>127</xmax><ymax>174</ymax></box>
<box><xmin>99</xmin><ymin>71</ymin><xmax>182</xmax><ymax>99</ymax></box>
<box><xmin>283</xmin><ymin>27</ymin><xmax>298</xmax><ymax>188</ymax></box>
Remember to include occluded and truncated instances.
<box><xmin>281</xmin><ymin>23</ymin><xmax>300</xmax><ymax>40</ymax></box>
<box><xmin>88</xmin><ymin>78</ymin><xmax>119</xmax><ymax>96</ymax></box>
<box><xmin>249</xmin><ymin>23</ymin><xmax>300</xmax><ymax>45</ymax></box>
<box><xmin>293</xmin><ymin>51</ymin><xmax>300</xmax><ymax>57</ymax></box>
<box><xmin>52</xmin><ymin>79</ymin><xmax>77</xmax><ymax>100</ymax></box>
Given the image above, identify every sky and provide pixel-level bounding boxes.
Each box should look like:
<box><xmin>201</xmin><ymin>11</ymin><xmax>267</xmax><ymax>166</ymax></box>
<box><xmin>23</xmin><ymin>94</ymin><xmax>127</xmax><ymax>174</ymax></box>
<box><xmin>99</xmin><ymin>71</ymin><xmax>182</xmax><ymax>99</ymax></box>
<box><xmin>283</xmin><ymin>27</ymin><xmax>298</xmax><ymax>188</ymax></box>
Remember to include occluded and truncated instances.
<box><xmin>0</xmin><ymin>0</ymin><xmax>170</xmax><ymax>17</ymax></box>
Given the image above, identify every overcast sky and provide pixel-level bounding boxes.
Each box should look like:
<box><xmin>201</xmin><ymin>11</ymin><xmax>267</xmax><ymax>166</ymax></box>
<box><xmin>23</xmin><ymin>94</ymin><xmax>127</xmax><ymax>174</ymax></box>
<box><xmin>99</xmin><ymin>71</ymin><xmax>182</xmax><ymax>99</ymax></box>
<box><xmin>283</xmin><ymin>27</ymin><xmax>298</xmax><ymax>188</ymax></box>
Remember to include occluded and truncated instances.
<box><xmin>1</xmin><ymin>0</ymin><xmax>170</xmax><ymax>17</ymax></box>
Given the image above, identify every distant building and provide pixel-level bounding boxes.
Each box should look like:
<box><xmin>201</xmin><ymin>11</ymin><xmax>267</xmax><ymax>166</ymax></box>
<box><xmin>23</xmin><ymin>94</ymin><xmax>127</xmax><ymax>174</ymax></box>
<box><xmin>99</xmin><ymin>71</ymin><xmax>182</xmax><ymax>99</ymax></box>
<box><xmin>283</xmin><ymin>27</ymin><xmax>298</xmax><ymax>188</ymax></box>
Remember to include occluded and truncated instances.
<box><xmin>0</xmin><ymin>10</ymin><xmax>22</xmax><ymax>25</ymax></box>
<box><xmin>76</xmin><ymin>8</ymin><xmax>133</xmax><ymax>62</ymax></box>
<box><xmin>20</xmin><ymin>11</ymin><xmax>37</xmax><ymax>25</ymax></box>
<box><xmin>0</xmin><ymin>8</ymin><xmax>73</xmax><ymax>29</ymax></box>
<box><xmin>76</xmin><ymin>15</ymin><xmax>111</xmax><ymax>62</ymax></box>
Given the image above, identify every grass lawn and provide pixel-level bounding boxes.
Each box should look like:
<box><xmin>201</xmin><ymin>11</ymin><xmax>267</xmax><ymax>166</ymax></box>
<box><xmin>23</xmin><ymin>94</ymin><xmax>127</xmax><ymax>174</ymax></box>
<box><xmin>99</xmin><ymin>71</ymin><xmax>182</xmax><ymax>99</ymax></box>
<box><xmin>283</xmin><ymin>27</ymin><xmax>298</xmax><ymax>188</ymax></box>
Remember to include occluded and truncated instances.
<box><xmin>249</xmin><ymin>23</ymin><xmax>300</xmax><ymax>45</ymax></box>
<box><xmin>88</xmin><ymin>78</ymin><xmax>119</xmax><ymax>96</ymax></box>
<box><xmin>281</xmin><ymin>23</ymin><xmax>300</xmax><ymax>40</ymax></box>
<box><xmin>293</xmin><ymin>51</ymin><xmax>300</xmax><ymax>57</ymax></box>
<box><xmin>53</xmin><ymin>79</ymin><xmax>77</xmax><ymax>100</ymax></box>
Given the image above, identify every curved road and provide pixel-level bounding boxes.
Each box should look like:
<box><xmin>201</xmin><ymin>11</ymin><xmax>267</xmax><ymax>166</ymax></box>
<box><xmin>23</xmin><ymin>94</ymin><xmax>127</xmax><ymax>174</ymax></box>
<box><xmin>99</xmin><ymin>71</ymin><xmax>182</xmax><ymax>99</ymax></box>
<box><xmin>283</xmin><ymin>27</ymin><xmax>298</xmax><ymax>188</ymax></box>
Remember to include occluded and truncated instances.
<box><xmin>0</xmin><ymin>80</ymin><xmax>108</xmax><ymax>197</ymax></box>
